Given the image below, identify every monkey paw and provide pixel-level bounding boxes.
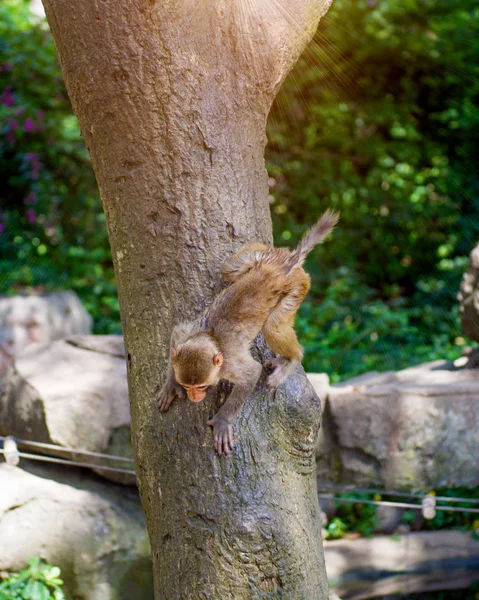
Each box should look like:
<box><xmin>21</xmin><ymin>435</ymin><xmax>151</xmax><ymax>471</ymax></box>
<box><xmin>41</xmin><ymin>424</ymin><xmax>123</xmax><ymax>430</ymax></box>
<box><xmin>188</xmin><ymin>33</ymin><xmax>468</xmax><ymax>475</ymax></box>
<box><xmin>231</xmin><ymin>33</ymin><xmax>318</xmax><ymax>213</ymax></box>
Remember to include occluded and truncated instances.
<box><xmin>157</xmin><ymin>383</ymin><xmax>184</xmax><ymax>412</ymax></box>
<box><xmin>207</xmin><ymin>417</ymin><xmax>234</xmax><ymax>456</ymax></box>
<box><xmin>265</xmin><ymin>358</ymin><xmax>293</xmax><ymax>388</ymax></box>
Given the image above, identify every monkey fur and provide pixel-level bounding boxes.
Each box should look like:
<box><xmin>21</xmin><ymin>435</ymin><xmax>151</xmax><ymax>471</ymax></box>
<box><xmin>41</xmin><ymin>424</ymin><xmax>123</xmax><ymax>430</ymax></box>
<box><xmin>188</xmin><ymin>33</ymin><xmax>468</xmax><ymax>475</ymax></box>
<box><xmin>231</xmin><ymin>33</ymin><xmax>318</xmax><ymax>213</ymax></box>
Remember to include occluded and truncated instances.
<box><xmin>158</xmin><ymin>209</ymin><xmax>339</xmax><ymax>456</ymax></box>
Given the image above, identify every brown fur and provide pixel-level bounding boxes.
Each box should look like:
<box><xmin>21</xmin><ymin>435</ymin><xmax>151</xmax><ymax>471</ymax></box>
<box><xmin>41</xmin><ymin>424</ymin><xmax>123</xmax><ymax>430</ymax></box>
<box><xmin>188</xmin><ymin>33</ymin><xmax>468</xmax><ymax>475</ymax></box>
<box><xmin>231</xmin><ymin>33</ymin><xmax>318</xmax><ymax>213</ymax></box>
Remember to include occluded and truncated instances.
<box><xmin>158</xmin><ymin>209</ymin><xmax>339</xmax><ymax>455</ymax></box>
<box><xmin>174</xmin><ymin>333</ymin><xmax>219</xmax><ymax>385</ymax></box>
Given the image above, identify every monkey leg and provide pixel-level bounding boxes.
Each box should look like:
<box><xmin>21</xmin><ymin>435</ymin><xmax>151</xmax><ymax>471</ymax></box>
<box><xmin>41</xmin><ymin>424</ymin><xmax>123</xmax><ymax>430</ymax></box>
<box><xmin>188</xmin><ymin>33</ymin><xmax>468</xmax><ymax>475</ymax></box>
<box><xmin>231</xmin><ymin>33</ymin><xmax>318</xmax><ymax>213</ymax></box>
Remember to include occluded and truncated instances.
<box><xmin>220</xmin><ymin>243</ymin><xmax>269</xmax><ymax>282</ymax></box>
<box><xmin>263</xmin><ymin>270</ymin><xmax>310</xmax><ymax>388</ymax></box>
<box><xmin>263</xmin><ymin>328</ymin><xmax>302</xmax><ymax>388</ymax></box>
<box><xmin>207</xmin><ymin>355</ymin><xmax>262</xmax><ymax>456</ymax></box>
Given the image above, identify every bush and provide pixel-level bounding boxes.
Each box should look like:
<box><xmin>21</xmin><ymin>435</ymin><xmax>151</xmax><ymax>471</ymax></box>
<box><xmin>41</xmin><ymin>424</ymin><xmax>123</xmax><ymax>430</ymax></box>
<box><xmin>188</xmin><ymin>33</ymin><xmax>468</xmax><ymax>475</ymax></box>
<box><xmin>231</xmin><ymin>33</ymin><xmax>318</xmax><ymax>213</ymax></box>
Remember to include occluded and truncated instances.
<box><xmin>1</xmin><ymin>0</ymin><xmax>478</xmax><ymax>379</ymax></box>
<box><xmin>0</xmin><ymin>0</ymin><xmax>120</xmax><ymax>333</ymax></box>
<box><xmin>267</xmin><ymin>0</ymin><xmax>479</xmax><ymax>379</ymax></box>
<box><xmin>323</xmin><ymin>485</ymin><xmax>479</xmax><ymax>540</ymax></box>
<box><xmin>0</xmin><ymin>557</ymin><xmax>65</xmax><ymax>600</ymax></box>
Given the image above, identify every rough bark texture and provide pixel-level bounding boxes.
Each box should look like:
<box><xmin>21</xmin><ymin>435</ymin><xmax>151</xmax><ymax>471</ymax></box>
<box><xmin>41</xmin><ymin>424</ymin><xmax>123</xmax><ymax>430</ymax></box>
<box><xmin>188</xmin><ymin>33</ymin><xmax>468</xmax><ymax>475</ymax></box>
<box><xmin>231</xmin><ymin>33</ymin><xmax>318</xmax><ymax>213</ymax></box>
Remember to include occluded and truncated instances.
<box><xmin>41</xmin><ymin>1</ymin><xmax>332</xmax><ymax>597</ymax></box>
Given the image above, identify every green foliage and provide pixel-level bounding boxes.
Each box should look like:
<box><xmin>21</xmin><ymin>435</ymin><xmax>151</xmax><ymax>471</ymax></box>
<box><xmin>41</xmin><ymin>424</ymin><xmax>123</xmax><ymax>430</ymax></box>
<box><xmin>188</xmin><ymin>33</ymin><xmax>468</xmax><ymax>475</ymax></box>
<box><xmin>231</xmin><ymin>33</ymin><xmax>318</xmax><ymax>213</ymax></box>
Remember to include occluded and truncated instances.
<box><xmin>0</xmin><ymin>0</ymin><xmax>120</xmax><ymax>333</ymax></box>
<box><xmin>331</xmin><ymin>493</ymin><xmax>379</xmax><ymax>538</ymax></box>
<box><xmin>0</xmin><ymin>557</ymin><xmax>66</xmax><ymax>600</ymax></box>
<box><xmin>324</xmin><ymin>517</ymin><xmax>348</xmax><ymax>540</ymax></box>
<box><xmin>1</xmin><ymin>0</ymin><xmax>479</xmax><ymax>379</ymax></box>
<box><xmin>296</xmin><ymin>267</ymin><xmax>467</xmax><ymax>381</ymax></box>
<box><xmin>421</xmin><ymin>486</ymin><xmax>479</xmax><ymax>535</ymax></box>
<box><xmin>267</xmin><ymin>0</ymin><xmax>479</xmax><ymax>379</ymax></box>
<box><xmin>325</xmin><ymin>486</ymin><xmax>479</xmax><ymax>540</ymax></box>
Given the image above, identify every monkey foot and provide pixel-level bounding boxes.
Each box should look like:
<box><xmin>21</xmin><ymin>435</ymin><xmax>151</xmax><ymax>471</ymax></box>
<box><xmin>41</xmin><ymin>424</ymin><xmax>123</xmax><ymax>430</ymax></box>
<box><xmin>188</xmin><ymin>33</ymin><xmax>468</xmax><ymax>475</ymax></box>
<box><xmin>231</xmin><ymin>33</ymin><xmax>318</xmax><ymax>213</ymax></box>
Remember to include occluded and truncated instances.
<box><xmin>207</xmin><ymin>417</ymin><xmax>234</xmax><ymax>456</ymax></box>
<box><xmin>157</xmin><ymin>383</ymin><xmax>184</xmax><ymax>412</ymax></box>
<box><xmin>265</xmin><ymin>358</ymin><xmax>295</xmax><ymax>388</ymax></box>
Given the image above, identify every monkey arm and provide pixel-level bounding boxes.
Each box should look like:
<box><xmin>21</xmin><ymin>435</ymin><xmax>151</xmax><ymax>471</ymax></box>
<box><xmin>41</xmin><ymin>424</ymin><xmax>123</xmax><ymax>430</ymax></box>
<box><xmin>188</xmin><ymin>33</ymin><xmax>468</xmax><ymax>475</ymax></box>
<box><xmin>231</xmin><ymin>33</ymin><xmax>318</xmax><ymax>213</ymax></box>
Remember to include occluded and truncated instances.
<box><xmin>157</xmin><ymin>320</ymin><xmax>199</xmax><ymax>412</ymax></box>
<box><xmin>207</xmin><ymin>355</ymin><xmax>262</xmax><ymax>456</ymax></box>
<box><xmin>157</xmin><ymin>370</ymin><xmax>184</xmax><ymax>412</ymax></box>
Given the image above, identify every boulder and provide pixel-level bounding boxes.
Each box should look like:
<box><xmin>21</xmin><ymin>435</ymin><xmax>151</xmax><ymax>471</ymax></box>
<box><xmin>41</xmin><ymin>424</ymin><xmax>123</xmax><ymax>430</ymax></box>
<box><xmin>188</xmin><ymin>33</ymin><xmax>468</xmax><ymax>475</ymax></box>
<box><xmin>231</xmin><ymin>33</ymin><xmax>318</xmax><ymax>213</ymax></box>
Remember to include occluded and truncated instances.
<box><xmin>0</xmin><ymin>292</ymin><xmax>92</xmax><ymax>372</ymax></box>
<box><xmin>307</xmin><ymin>373</ymin><xmax>341</xmax><ymax>484</ymax></box>
<box><xmin>0</xmin><ymin>335</ymin><xmax>133</xmax><ymax>484</ymax></box>
<box><xmin>0</xmin><ymin>462</ymin><xmax>152</xmax><ymax>600</ymax></box>
<box><xmin>325</xmin><ymin>531</ymin><xmax>479</xmax><ymax>600</ymax></box>
<box><xmin>458</xmin><ymin>242</ymin><xmax>479</xmax><ymax>343</ymax></box>
<box><xmin>375</xmin><ymin>504</ymin><xmax>404</xmax><ymax>534</ymax></box>
<box><xmin>3</xmin><ymin>339</ymin><xmax>477</xmax><ymax>491</ymax></box>
<box><xmin>327</xmin><ymin>360</ymin><xmax>479</xmax><ymax>490</ymax></box>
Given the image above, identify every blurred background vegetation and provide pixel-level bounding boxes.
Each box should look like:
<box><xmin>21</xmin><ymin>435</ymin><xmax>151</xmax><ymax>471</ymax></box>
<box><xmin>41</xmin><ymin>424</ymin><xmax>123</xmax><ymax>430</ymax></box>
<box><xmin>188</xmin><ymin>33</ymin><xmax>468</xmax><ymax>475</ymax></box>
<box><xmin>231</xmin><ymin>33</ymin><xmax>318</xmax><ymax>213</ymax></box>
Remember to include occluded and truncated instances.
<box><xmin>1</xmin><ymin>0</ymin><xmax>478</xmax><ymax>381</ymax></box>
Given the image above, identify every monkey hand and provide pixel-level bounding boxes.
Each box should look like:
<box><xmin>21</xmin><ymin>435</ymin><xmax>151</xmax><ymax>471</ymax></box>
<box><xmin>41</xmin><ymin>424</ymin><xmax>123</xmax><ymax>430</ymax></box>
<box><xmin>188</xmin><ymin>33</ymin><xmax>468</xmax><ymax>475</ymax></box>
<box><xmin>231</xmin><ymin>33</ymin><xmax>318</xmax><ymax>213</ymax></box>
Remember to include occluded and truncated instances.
<box><xmin>207</xmin><ymin>415</ymin><xmax>234</xmax><ymax>456</ymax></box>
<box><xmin>157</xmin><ymin>382</ymin><xmax>184</xmax><ymax>413</ymax></box>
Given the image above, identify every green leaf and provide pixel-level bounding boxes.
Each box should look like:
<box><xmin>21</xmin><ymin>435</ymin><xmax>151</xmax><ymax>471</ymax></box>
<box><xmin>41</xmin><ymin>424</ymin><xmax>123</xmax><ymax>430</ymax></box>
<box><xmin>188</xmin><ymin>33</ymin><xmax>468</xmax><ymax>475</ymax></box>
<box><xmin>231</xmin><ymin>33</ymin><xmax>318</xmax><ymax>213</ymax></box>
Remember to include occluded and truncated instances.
<box><xmin>22</xmin><ymin>580</ymin><xmax>50</xmax><ymax>600</ymax></box>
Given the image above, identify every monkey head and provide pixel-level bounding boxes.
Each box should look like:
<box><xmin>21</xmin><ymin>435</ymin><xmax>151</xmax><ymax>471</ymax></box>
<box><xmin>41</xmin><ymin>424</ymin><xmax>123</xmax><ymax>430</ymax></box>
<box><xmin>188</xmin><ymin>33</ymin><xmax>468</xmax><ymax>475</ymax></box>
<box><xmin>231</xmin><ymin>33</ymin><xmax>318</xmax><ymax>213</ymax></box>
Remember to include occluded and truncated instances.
<box><xmin>172</xmin><ymin>333</ymin><xmax>223</xmax><ymax>402</ymax></box>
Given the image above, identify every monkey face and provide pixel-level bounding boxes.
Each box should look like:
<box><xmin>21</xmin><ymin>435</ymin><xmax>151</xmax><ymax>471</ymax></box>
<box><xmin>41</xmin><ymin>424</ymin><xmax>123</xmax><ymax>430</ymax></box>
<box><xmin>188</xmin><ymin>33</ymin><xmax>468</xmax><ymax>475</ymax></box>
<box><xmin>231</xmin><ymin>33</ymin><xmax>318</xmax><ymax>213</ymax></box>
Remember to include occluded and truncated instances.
<box><xmin>173</xmin><ymin>344</ymin><xmax>224</xmax><ymax>403</ymax></box>
<box><xmin>183</xmin><ymin>385</ymin><xmax>208</xmax><ymax>402</ymax></box>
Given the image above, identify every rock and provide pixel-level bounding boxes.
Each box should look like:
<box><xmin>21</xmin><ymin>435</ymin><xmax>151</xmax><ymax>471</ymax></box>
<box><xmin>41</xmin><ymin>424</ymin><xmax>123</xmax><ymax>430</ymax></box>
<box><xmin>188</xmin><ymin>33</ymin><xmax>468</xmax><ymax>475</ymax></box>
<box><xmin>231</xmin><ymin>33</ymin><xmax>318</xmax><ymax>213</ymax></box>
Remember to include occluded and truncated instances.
<box><xmin>0</xmin><ymin>462</ymin><xmax>152</xmax><ymax>600</ymax></box>
<box><xmin>375</xmin><ymin>504</ymin><xmax>403</xmax><ymax>534</ymax></box>
<box><xmin>0</xmin><ymin>292</ymin><xmax>92</xmax><ymax>372</ymax></box>
<box><xmin>327</xmin><ymin>360</ymin><xmax>479</xmax><ymax>489</ymax></box>
<box><xmin>325</xmin><ymin>531</ymin><xmax>479</xmax><ymax>600</ymax></box>
<box><xmin>318</xmin><ymin>492</ymin><xmax>336</xmax><ymax>520</ymax></box>
<box><xmin>0</xmin><ymin>335</ymin><xmax>133</xmax><ymax>484</ymax></box>
<box><xmin>307</xmin><ymin>373</ymin><xmax>342</xmax><ymax>485</ymax></box>
<box><xmin>307</xmin><ymin>373</ymin><xmax>330</xmax><ymax>399</ymax></box>
<box><xmin>458</xmin><ymin>242</ymin><xmax>479</xmax><ymax>343</ymax></box>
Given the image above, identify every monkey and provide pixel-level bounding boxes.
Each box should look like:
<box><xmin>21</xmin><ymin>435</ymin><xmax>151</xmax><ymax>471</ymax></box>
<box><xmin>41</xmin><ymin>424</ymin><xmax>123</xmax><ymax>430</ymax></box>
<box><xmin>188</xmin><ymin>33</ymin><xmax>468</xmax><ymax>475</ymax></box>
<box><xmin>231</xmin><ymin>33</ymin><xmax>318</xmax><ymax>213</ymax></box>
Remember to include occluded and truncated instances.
<box><xmin>157</xmin><ymin>209</ymin><xmax>339</xmax><ymax>456</ymax></box>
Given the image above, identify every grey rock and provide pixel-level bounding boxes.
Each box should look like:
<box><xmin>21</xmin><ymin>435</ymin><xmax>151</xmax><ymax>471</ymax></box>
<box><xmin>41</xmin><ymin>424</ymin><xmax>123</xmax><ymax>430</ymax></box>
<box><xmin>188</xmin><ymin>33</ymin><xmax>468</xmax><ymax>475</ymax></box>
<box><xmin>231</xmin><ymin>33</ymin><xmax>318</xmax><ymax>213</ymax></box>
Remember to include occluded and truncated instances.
<box><xmin>325</xmin><ymin>531</ymin><xmax>479</xmax><ymax>600</ymax></box>
<box><xmin>307</xmin><ymin>372</ymin><xmax>330</xmax><ymax>399</ymax></box>
<box><xmin>318</xmin><ymin>492</ymin><xmax>336</xmax><ymax>520</ymax></box>
<box><xmin>307</xmin><ymin>373</ymin><xmax>342</xmax><ymax>484</ymax></box>
<box><xmin>375</xmin><ymin>504</ymin><xmax>403</xmax><ymax>534</ymax></box>
<box><xmin>0</xmin><ymin>335</ymin><xmax>133</xmax><ymax>484</ymax></box>
<box><xmin>458</xmin><ymin>242</ymin><xmax>479</xmax><ymax>343</ymax></box>
<box><xmin>327</xmin><ymin>360</ymin><xmax>479</xmax><ymax>489</ymax></box>
<box><xmin>0</xmin><ymin>462</ymin><xmax>152</xmax><ymax>600</ymax></box>
<box><xmin>0</xmin><ymin>291</ymin><xmax>92</xmax><ymax>372</ymax></box>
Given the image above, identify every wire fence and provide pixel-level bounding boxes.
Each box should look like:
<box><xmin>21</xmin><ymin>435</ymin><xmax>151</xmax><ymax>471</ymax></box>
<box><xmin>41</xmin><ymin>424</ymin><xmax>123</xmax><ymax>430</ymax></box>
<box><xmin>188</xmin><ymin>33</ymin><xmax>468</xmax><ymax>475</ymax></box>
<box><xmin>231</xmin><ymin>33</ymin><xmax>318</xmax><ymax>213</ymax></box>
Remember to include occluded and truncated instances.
<box><xmin>0</xmin><ymin>435</ymin><xmax>135</xmax><ymax>475</ymax></box>
<box><xmin>2</xmin><ymin>434</ymin><xmax>479</xmax><ymax>517</ymax></box>
<box><xmin>318</xmin><ymin>494</ymin><xmax>479</xmax><ymax>515</ymax></box>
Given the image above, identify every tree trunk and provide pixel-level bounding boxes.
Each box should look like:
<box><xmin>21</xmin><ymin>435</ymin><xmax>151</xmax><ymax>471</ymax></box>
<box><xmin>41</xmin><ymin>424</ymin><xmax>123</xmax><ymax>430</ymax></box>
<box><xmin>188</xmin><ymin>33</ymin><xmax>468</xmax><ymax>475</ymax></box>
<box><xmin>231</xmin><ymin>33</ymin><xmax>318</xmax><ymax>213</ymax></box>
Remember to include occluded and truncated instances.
<box><xmin>41</xmin><ymin>0</ymin><xmax>332</xmax><ymax>597</ymax></box>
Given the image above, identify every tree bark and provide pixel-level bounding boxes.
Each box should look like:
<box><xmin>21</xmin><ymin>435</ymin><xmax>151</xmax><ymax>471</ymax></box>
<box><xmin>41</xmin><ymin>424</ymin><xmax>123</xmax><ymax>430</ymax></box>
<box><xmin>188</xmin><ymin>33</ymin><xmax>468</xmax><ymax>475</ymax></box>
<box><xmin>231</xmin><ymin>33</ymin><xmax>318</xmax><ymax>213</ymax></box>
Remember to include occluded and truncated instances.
<box><xmin>41</xmin><ymin>0</ymin><xmax>332</xmax><ymax>597</ymax></box>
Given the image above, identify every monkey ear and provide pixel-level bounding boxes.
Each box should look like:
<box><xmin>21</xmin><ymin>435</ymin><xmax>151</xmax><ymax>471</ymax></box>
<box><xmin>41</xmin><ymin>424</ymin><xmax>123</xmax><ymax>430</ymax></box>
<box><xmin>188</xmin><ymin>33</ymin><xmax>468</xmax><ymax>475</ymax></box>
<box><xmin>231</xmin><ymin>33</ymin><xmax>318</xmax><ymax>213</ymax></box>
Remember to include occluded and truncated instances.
<box><xmin>213</xmin><ymin>352</ymin><xmax>223</xmax><ymax>367</ymax></box>
<box><xmin>172</xmin><ymin>347</ymin><xmax>177</xmax><ymax>358</ymax></box>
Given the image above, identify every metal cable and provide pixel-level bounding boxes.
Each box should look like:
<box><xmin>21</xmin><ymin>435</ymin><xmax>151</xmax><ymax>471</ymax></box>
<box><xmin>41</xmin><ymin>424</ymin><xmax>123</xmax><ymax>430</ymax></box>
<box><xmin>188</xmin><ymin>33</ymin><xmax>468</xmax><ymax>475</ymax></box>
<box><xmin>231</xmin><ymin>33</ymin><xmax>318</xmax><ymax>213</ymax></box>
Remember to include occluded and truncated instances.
<box><xmin>318</xmin><ymin>495</ymin><xmax>479</xmax><ymax>514</ymax></box>
<box><xmin>1</xmin><ymin>438</ymin><xmax>477</xmax><ymax>514</ymax></box>
<box><xmin>0</xmin><ymin>435</ymin><xmax>134</xmax><ymax>463</ymax></box>
<box><xmin>318</xmin><ymin>483</ymin><xmax>479</xmax><ymax>505</ymax></box>
<box><xmin>0</xmin><ymin>449</ymin><xmax>136</xmax><ymax>475</ymax></box>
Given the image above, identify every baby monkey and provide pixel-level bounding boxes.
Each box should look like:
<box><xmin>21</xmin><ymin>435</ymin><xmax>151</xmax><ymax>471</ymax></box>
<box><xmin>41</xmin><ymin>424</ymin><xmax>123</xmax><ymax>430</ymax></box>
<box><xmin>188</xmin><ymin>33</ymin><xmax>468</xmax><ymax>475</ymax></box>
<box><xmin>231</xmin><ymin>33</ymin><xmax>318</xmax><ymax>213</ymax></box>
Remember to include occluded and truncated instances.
<box><xmin>158</xmin><ymin>209</ymin><xmax>339</xmax><ymax>456</ymax></box>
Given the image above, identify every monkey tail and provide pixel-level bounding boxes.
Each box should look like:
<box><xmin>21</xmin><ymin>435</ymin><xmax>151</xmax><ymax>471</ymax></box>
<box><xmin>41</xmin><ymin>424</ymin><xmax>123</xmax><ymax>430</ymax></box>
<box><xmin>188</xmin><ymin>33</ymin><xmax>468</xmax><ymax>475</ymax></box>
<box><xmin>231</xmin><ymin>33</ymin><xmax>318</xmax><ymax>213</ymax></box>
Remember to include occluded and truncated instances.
<box><xmin>288</xmin><ymin>209</ymin><xmax>339</xmax><ymax>271</ymax></box>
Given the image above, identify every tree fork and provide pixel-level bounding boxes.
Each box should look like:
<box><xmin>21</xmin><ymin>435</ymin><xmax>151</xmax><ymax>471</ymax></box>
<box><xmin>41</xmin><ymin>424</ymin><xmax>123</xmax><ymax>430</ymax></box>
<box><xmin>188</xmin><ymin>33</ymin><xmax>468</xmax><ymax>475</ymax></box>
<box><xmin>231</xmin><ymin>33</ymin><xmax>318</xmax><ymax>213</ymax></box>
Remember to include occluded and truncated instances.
<box><xmin>42</xmin><ymin>0</ymin><xmax>332</xmax><ymax>596</ymax></box>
